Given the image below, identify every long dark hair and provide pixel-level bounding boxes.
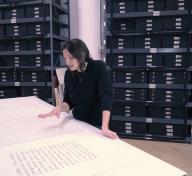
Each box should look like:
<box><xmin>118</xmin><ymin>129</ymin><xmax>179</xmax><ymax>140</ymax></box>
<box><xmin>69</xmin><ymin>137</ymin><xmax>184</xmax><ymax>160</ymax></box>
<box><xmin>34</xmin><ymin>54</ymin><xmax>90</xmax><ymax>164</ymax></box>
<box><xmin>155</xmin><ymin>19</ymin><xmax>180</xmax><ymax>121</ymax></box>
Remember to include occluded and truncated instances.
<box><xmin>62</xmin><ymin>38</ymin><xmax>92</xmax><ymax>70</ymax></box>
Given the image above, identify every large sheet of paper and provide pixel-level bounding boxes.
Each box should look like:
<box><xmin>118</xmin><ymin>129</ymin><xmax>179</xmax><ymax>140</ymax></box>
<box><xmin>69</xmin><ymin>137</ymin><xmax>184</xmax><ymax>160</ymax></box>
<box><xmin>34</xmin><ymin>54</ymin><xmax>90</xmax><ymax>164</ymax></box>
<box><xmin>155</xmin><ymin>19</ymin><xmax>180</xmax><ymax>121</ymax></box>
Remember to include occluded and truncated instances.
<box><xmin>0</xmin><ymin>96</ymin><xmax>87</xmax><ymax>146</ymax></box>
<box><xmin>0</xmin><ymin>96</ymin><xmax>186</xmax><ymax>176</ymax></box>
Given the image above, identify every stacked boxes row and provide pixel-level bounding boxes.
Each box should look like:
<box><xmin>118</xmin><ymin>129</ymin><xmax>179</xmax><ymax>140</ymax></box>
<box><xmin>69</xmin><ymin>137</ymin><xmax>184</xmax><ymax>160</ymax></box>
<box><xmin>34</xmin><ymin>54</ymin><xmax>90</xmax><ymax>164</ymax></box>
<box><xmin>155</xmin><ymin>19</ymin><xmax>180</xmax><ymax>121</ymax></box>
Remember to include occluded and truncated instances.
<box><xmin>0</xmin><ymin>0</ymin><xmax>70</xmax><ymax>103</ymax></box>
<box><xmin>108</xmin><ymin>16</ymin><xmax>191</xmax><ymax>32</ymax></box>
<box><xmin>105</xmin><ymin>0</ymin><xmax>192</xmax><ymax>142</ymax></box>
<box><xmin>107</xmin><ymin>53</ymin><xmax>192</xmax><ymax>67</ymax></box>
<box><xmin>106</xmin><ymin>0</ymin><xmax>191</xmax><ymax>13</ymax></box>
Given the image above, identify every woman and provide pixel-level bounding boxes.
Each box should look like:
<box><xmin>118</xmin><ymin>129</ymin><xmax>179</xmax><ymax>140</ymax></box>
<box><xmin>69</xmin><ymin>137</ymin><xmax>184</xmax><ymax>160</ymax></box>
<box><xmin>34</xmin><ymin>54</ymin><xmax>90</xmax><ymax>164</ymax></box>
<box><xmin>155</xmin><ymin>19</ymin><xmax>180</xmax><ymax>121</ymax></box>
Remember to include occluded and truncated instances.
<box><xmin>39</xmin><ymin>38</ymin><xmax>118</xmax><ymax>139</ymax></box>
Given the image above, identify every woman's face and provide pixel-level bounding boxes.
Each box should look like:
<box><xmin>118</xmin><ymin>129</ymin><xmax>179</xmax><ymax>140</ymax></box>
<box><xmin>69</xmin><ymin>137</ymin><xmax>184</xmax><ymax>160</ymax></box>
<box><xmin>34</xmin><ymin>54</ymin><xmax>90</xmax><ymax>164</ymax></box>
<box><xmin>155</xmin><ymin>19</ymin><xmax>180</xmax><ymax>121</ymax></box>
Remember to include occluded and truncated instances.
<box><xmin>63</xmin><ymin>49</ymin><xmax>80</xmax><ymax>71</ymax></box>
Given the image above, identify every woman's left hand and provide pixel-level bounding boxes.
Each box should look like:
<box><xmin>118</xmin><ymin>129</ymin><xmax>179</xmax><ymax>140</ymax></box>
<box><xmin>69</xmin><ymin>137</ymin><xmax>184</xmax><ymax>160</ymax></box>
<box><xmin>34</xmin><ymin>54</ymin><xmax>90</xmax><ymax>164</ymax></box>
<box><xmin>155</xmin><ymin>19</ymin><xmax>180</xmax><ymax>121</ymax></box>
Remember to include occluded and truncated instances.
<box><xmin>101</xmin><ymin>128</ymin><xmax>119</xmax><ymax>139</ymax></box>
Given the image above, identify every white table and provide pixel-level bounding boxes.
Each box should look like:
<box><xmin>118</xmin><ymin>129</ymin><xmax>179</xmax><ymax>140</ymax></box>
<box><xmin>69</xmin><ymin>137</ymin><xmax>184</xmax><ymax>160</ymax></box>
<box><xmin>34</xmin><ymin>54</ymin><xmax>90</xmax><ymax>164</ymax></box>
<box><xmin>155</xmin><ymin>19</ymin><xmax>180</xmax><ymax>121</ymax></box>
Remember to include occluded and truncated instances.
<box><xmin>0</xmin><ymin>96</ymin><xmax>187</xmax><ymax>176</ymax></box>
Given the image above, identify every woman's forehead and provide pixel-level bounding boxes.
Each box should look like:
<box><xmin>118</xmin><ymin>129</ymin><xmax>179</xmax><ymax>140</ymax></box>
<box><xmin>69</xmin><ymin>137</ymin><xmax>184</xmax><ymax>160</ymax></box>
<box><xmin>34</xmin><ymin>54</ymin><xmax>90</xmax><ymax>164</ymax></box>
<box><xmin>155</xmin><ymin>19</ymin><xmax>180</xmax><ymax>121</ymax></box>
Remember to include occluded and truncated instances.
<box><xmin>63</xmin><ymin>49</ymin><xmax>72</xmax><ymax>56</ymax></box>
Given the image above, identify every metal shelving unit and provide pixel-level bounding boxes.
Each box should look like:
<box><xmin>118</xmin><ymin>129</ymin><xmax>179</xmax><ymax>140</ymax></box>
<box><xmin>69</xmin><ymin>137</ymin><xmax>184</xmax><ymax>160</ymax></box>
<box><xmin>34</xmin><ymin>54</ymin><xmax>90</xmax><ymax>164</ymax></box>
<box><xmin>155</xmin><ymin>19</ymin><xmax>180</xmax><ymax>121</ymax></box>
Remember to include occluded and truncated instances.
<box><xmin>103</xmin><ymin>0</ymin><xmax>192</xmax><ymax>143</ymax></box>
<box><xmin>0</xmin><ymin>0</ymin><xmax>70</xmax><ymax>104</ymax></box>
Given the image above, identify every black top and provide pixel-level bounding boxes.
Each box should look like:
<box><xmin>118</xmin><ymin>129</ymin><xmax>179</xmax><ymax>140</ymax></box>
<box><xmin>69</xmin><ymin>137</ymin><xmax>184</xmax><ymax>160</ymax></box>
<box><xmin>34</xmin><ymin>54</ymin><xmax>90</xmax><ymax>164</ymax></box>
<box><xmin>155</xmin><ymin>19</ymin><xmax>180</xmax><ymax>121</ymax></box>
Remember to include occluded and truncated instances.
<box><xmin>63</xmin><ymin>60</ymin><xmax>112</xmax><ymax>126</ymax></box>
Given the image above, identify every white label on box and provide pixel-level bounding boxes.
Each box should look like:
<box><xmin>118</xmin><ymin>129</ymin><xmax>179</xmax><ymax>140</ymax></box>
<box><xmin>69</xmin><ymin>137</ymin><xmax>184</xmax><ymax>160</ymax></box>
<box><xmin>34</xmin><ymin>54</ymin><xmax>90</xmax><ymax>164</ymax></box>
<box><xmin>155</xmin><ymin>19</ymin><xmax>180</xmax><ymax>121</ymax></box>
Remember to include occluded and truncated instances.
<box><xmin>166</xmin><ymin>78</ymin><xmax>172</xmax><ymax>81</ymax></box>
<box><xmin>118</xmin><ymin>55</ymin><xmax>124</xmax><ymax>58</ymax></box>
<box><xmin>148</xmin><ymin>1</ymin><xmax>154</xmax><ymax>4</ymax></box>
<box><xmin>166</xmin><ymin>95</ymin><xmax>172</xmax><ymax>98</ymax></box>
<box><xmin>167</xmin><ymin>133</ymin><xmax>173</xmax><ymax>136</ymax></box>
<box><xmin>121</xmin><ymin>27</ymin><xmax>126</xmax><ymax>30</ymax></box>
<box><xmin>120</xmin><ymin>10</ymin><xmax>125</xmax><ymax>13</ymax></box>
<box><xmin>153</xmin><ymin>11</ymin><xmax>160</xmax><ymax>16</ymax></box>
<box><xmin>145</xmin><ymin>38</ymin><xmax>151</xmax><ymax>41</ymax></box>
<box><xmin>14</xmin><ymin>82</ymin><xmax>20</xmax><ymax>86</ymax></box>
<box><xmin>118</xmin><ymin>42</ymin><xmax>124</xmax><ymax>46</ymax></box>
<box><xmin>148</xmin><ymin>5</ymin><xmax>154</xmax><ymax>8</ymax></box>
<box><xmin>147</xmin><ymin>63</ymin><xmax>152</xmax><ymax>66</ymax></box>
<box><xmin>119</xmin><ymin>2</ymin><xmax>125</xmax><ymax>5</ymax></box>
<box><xmin>125</xmin><ymin>90</ymin><xmax>131</xmax><ymax>93</ymax></box>
<box><xmin>175</xmin><ymin>22</ymin><xmax>181</xmax><ymax>26</ymax></box>
<box><xmin>167</xmin><ymin>129</ymin><xmax>173</xmax><ymax>133</ymax></box>
<box><xmin>146</xmin><ymin>118</ymin><xmax>153</xmax><ymax>123</ymax></box>
<box><xmin>118</xmin><ymin>60</ymin><xmax>123</xmax><ymax>63</ymax></box>
<box><xmin>125</xmin><ymin>130</ymin><xmax>132</xmax><ymax>134</ymax></box>
<box><xmin>125</xmin><ymin>97</ymin><xmax>131</xmax><ymax>101</ymax></box>
<box><xmin>179</xmin><ymin>2</ymin><xmax>184</xmax><ymax>6</ymax></box>
<box><xmin>166</xmin><ymin>73</ymin><xmax>172</xmax><ymax>76</ymax></box>
<box><xmin>148</xmin><ymin>9</ymin><xmax>153</xmax><ymax>12</ymax></box>
<box><xmin>149</xmin><ymin>84</ymin><xmax>156</xmax><ymax>88</ymax></box>
<box><xmin>174</xmin><ymin>36</ymin><xmax>180</xmax><ymax>40</ymax></box>
<box><xmin>165</xmin><ymin>107</ymin><xmax>171</xmax><ymax>110</ymax></box>
<box><xmin>166</xmin><ymin>99</ymin><xmax>171</xmax><ymax>102</ymax></box>
<box><xmin>145</xmin><ymin>42</ymin><xmax>151</xmax><ymax>45</ymax></box>
<box><xmin>150</xmin><ymin>48</ymin><xmax>157</xmax><ymax>53</ymax></box>
<box><xmin>120</xmin><ymin>6</ymin><xmax>125</xmax><ymax>9</ymax></box>
<box><xmin>178</xmin><ymin>7</ymin><xmax>184</xmax><ymax>10</ymax></box>
<box><xmin>173</xmin><ymin>45</ymin><xmax>180</xmax><ymax>49</ymax></box>
<box><xmin>174</xmin><ymin>41</ymin><xmax>180</xmax><ymax>45</ymax></box>
<box><xmin>147</xmin><ymin>23</ymin><xmax>152</xmax><ymax>27</ymax></box>
<box><xmin>165</xmin><ymin>112</ymin><xmax>171</xmax><ymax>115</ymax></box>
<box><xmin>176</xmin><ymin>55</ymin><xmax>182</xmax><ymax>58</ymax></box>
<box><xmin>147</xmin><ymin>55</ymin><xmax>152</xmax><ymax>58</ymax></box>
<box><xmin>126</xmin><ymin>73</ymin><xmax>132</xmax><ymax>76</ymax></box>
<box><xmin>176</xmin><ymin>18</ymin><xmax>182</xmax><ymax>22</ymax></box>
<box><xmin>11</xmin><ymin>19</ymin><xmax>16</xmax><ymax>24</ymax></box>
<box><xmin>125</xmin><ymin>122</ymin><xmax>131</xmax><ymax>126</ymax></box>
<box><xmin>118</xmin><ymin>38</ymin><xmax>124</xmax><ymax>41</ymax></box>
<box><xmin>117</xmin><ymin>55</ymin><xmax>124</xmax><ymax>59</ymax></box>
<box><xmin>147</xmin><ymin>19</ymin><xmax>152</xmax><ymax>23</ymax></box>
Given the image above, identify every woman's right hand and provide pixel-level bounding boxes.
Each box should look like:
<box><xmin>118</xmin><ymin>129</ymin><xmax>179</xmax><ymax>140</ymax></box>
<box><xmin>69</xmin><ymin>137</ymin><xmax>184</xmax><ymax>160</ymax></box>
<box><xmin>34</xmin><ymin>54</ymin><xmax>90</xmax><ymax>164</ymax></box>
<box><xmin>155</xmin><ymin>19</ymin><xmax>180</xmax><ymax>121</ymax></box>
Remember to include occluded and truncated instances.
<box><xmin>38</xmin><ymin>105</ymin><xmax>62</xmax><ymax>119</ymax></box>
<box><xmin>38</xmin><ymin>102</ymin><xmax>70</xmax><ymax>119</ymax></box>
